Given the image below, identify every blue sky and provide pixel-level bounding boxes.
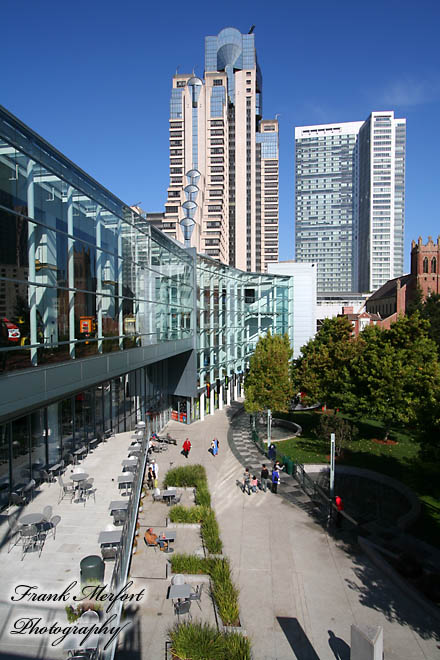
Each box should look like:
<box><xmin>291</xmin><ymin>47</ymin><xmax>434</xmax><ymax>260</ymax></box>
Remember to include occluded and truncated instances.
<box><xmin>3</xmin><ymin>0</ymin><xmax>440</xmax><ymax>271</ymax></box>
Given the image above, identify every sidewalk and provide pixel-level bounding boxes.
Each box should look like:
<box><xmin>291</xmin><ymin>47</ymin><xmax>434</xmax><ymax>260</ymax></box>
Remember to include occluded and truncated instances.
<box><xmin>163</xmin><ymin>403</ymin><xmax>439</xmax><ymax>660</ymax></box>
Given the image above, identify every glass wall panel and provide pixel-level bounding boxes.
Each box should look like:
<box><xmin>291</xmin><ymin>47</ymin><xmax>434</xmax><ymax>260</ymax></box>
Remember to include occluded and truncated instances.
<box><xmin>11</xmin><ymin>416</ymin><xmax>30</xmax><ymax>491</ymax></box>
<box><xmin>60</xmin><ymin>397</ymin><xmax>74</xmax><ymax>461</ymax></box>
<box><xmin>30</xmin><ymin>409</ymin><xmax>47</xmax><ymax>480</ymax></box>
<box><xmin>0</xmin><ymin>424</ymin><xmax>10</xmax><ymax>509</ymax></box>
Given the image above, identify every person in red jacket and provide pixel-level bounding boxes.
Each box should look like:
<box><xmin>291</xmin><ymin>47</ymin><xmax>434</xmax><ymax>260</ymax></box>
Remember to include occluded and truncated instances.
<box><xmin>335</xmin><ymin>495</ymin><xmax>344</xmax><ymax>528</ymax></box>
<box><xmin>182</xmin><ymin>438</ymin><xmax>191</xmax><ymax>458</ymax></box>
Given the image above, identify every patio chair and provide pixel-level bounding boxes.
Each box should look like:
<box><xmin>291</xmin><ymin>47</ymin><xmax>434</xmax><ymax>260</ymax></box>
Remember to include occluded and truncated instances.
<box><xmin>39</xmin><ymin>469</ymin><xmax>54</xmax><ymax>485</ymax></box>
<box><xmin>113</xmin><ymin>509</ymin><xmax>127</xmax><ymax>526</ymax></box>
<box><xmin>152</xmin><ymin>491</ymin><xmax>164</xmax><ymax>503</ymax></box>
<box><xmin>20</xmin><ymin>524</ymin><xmax>42</xmax><ymax>560</ymax></box>
<box><xmin>101</xmin><ymin>546</ymin><xmax>117</xmax><ymax>561</ymax></box>
<box><xmin>46</xmin><ymin>514</ymin><xmax>61</xmax><ymax>540</ymax></box>
<box><xmin>7</xmin><ymin>515</ymin><xmax>22</xmax><ymax>553</ymax></box>
<box><xmin>58</xmin><ymin>475</ymin><xmax>76</xmax><ymax>503</ymax></box>
<box><xmin>42</xmin><ymin>505</ymin><xmax>53</xmax><ymax>522</ymax></box>
<box><xmin>189</xmin><ymin>583</ymin><xmax>203</xmax><ymax>611</ymax></box>
<box><xmin>174</xmin><ymin>599</ymin><xmax>191</xmax><ymax>621</ymax></box>
<box><xmin>81</xmin><ymin>478</ymin><xmax>96</xmax><ymax>506</ymax></box>
<box><xmin>10</xmin><ymin>492</ymin><xmax>26</xmax><ymax>507</ymax></box>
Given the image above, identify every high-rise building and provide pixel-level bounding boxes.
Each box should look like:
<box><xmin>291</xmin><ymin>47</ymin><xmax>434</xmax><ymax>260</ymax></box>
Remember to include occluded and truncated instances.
<box><xmin>294</xmin><ymin>111</ymin><xmax>406</xmax><ymax>293</ymax></box>
<box><xmin>162</xmin><ymin>27</ymin><xmax>279</xmax><ymax>272</ymax></box>
<box><xmin>295</xmin><ymin>121</ymin><xmax>363</xmax><ymax>292</ymax></box>
<box><xmin>357</xmin><ymin>111</ymin><xmax>406</xmax><ymax>292</ymax></box>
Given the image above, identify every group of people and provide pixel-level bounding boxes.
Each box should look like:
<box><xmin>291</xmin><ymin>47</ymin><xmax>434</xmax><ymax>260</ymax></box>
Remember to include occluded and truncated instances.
<box><xmin>209</xmin><ymin>437</ymin><xmax>219</xmax><ymax>456</ymax></box>
<box><xmin>241</xmin><ymin>460</ymin><xmax>284</xmax><ymax>495</ymax></box>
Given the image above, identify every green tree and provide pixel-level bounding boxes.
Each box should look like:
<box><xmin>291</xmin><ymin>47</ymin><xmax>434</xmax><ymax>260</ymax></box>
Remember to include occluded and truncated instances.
<box><xmin>292</xmin><ymin>316</ymin><xmax>358</xmax><ymax>409</ymax></box>
<box><xmin>345</xmin><ymin>314</ymin><xmax>440</xmax><ymax>439</ymax></box>
<box><xmin>244</xmin><ymin>332</ymin><xmax>293</xmax><ymax>414</ymax></box>
<box><xmin>314</xmin><ymin>413</ymin><xmax>358</xmax><ymax>456</ymax></box>
<box><xmin>420</xmin><ymin>293</ymin><xmax>440</xmax><ymax>354</ymax></box>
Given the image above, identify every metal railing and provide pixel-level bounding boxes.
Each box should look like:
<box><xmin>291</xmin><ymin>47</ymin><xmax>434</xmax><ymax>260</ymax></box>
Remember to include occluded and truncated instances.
<box><xmin>100</xmin><ymin>426</ymin><xmax>150</xmax><ymax>660</ymax></box>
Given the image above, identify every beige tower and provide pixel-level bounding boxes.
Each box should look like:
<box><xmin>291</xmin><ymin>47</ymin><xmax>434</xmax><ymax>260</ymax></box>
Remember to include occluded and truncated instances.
<box><xmin>162</xmin><ymin>27</ymin><xmax>279</xmax><ymax>272</ymax></box>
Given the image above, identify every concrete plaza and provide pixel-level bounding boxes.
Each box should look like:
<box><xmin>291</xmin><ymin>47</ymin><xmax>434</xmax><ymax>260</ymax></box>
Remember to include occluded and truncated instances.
<box><xmin>156</xmin><ymin>402</ymin><xmax>440</xmax><ymax>660</ymax></box>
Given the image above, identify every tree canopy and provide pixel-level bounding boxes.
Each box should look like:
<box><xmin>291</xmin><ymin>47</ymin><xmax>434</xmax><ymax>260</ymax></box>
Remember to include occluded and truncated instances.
<box><xmin>293</xmin><ymin>313</ymin><xmax>440</xmax><ymax>441</ymax></box>
<box><xmin>244</xmin><ymin>331</ymin><xmax>293</xmax><ymax>414</ymax></box>
<box><xmin>292</xmin><ymin>316</ymin><xmax>359</xmax><ymax>410</ymax></box>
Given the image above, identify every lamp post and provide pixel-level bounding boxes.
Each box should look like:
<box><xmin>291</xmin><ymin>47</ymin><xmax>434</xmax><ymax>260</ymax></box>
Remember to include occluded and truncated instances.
<box><xmin>267</xmin><ymin>408</ymin><xmax>272</xmax><ymax>445</ymax></box>
<box><xmin>329</xmin><ymin>432</ymin><xmax>335</xmax><ymax>523</ymax></box>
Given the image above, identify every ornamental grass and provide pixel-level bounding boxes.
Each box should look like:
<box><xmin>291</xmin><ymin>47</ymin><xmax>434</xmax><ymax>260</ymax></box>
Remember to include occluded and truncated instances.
<box><xmin>170</xmin><ymin>555</ymin><xmax>239</xmax><ymax>626</ymax></box>
<box><xmin>169</xmin><ymin>621</ymin><xmax>251</xmax><ymax>660</ymax></box>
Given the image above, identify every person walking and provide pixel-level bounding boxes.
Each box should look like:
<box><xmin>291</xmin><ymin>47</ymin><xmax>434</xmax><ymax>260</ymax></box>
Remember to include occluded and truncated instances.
<box><xmin>242</xmin><ymin>467</ymin><xmax>251</xmax><ymax>495</ymax></box>
<box><xmin>271</xmin><ymin>467</ymin><xmax>280</xmax><ymax>494</ymax></box>
<box><xmin>335</xmin><ymin>495</ymin><xmax>344</xmax><ymax>528</ymax></box>
<box><xmin>211</xmin><ymin>437</ymin><xmax>219</xmax><ymax>457</ymax></box>
<box><xmin>182</xmin><ymin>438</ymin><xmax>191</xmax><ymax>458</ymax></box>
<box><xmin>260</xmin><ymin>464</ymin><xmax>270</xmax><ymax>492</ymax></box>
<box><xmin>268</xmin><ymin>443</ymin><xmax>276</xmax><ymax>462</ymax></box>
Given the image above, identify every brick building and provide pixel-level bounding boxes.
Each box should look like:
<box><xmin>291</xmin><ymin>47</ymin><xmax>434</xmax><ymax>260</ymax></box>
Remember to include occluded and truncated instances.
<box><xmin>366</xmin><ymin>236</ymin><xmax>440</xmax><ymax>326</ymax></box>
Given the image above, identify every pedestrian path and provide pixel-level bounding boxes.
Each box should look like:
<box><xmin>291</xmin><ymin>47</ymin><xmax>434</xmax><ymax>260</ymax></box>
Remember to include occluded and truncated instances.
<box><xmin>227</xmin><ymin>403</ymin><xmax>315</xmax><ymax>513</ymax></box>
<box><xmin>162</xmin><ymin>403</ymin><xmax>439</xmax><ymax>660</ymax></box>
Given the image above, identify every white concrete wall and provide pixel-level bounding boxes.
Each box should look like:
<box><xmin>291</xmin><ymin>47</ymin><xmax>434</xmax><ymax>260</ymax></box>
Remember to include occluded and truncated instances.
<box><xmin>268</xmin><ymin>261</ymin><xmax>317</xmax><ymax>358</ymax></box>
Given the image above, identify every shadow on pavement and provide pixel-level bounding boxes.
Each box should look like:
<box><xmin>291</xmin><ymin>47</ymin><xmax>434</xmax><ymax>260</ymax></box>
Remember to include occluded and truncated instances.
<box><xmin>276</xmin><ymin>617</ymin><xmax>320</xmax><ymax>659</ymax></box>
<box><xmin>327</xmin><ymin>629</ymin><xmax>350</xmax><ymax>660</ymax></box>
<box><xmin>346</xmin><ymin>553</ymin><xmax>440</xmax><ymax>642</ymax></box>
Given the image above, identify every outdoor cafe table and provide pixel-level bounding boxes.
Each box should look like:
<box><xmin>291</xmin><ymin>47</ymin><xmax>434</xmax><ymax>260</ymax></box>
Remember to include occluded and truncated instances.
<box><xmin>19</xmin><ymin>513</ymin><xmax>45</xmax><ymax>526</ymax></box>
<box><xmin>118</xmin><ymin>474</ymin><xmax>134</xmax><ymax>495</ymax></box>
<box><xmin>157</xmin><ymin>530</ymin><xmax>176</xmax><ymax>553</ymax></box>
<box><xmin>71</xmin><ymin>472</ymin><xmax>89</xmax><ymax>502</ymax></box>
<box><xmin>108</xmin><ymin>500</ymin><xmax>129</xmax><ymax>513</ymax></box>
<box><xmin>168</xmin><ymin>583</ymin><xmax>191</xmax><ymax>600</ymax></box>
<box><xmin>98</xmin><ymin>529</ymin><xmax>122</xmax><ymax>546</ymax></box>
<box><xmin>122</xmin><ymin>458</ymin><xmax>138</xmax><ymax>468</ymax></box>
<box><xmin>162</xmin><ymin>488</ymin><xmax>177</xmax><ymax>506</ymax></box>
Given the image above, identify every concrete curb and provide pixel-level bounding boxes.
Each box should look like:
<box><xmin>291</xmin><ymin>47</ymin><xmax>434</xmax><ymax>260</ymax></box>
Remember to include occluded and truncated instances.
<box><xmin>166</xmin><ymin>522</ymin><xmax>201</xmax><ymax>529</ymax></box>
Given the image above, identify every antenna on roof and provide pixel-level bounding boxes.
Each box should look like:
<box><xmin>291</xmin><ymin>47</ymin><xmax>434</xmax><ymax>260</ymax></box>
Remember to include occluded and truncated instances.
<box><xmin>175</xmin><ymin>66</ymin><xmax>179</xmax><ymax>75</ymax></box>
<box><xmin>248</xmin><ymin>25</ymin><xmax>255</xmax><ymax>34</ymax></box>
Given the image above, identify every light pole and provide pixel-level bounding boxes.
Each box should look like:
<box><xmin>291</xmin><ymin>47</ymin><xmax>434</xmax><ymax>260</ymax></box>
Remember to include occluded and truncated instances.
<box><xmin>329</xmin><ymin>432</ymin><xmax>335</xmax><ymax>523</ymax></box>
<box><xmin>267</xmin><ymin>408</ymin><xmax>272</xmax><ymax>445</ymax></box>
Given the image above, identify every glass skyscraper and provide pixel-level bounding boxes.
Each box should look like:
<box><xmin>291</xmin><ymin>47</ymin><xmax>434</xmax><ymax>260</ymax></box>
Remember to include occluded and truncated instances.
<box><xmin>162</xmin><ymin>27</ymin><xmax>279</xmax><ymax>273</ymax></box>
<box><xmin>295</xmin><ymin>112</ymin><xmax>406</xmax><ymax>293</ymax></box>
<box><xmin>295</xmin><ymin>121</ymin><xmax>363</xmax><ymax>292</ymax></box>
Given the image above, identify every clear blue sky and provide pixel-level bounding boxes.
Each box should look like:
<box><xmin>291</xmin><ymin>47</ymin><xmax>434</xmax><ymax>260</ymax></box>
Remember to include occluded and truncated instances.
<box><xmin>3</xmin><ymin>0</ymin><xmax>440</xmax><ymax>270</ymax></box>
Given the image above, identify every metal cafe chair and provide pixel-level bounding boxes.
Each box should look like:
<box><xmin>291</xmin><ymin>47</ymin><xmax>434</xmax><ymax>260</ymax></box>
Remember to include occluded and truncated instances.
<box><xmin>174</xmin><ymin>599</ymin><xmax>191</xmax><ymax>622</ymax></box>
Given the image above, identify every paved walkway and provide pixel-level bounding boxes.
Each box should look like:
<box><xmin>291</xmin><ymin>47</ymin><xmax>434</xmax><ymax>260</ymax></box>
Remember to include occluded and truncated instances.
<box><xmin>161</xmin><ymin>402</ymin><xmax>439</xmax><ymax>660</ymax></box>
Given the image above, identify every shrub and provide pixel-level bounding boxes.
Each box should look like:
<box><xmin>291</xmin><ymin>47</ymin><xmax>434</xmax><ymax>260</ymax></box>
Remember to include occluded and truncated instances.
<box><xmin>169</xmin><ymin>621</ymin><xmax>251</xmax><ymax>660</ymax></box>
<box><xmin>164</xmin><ymin>464</ymin><xmax>207</xmax><ymax>488</ymax></box>
<box><xmin>170</xmin><ymin>553</ymin><xmax>207</xmax><ymax>575</ymax></box>
<box><xmin>170</xmin><ymin>555</ymin><xmax>239</xmax><ymax>626</ymax></box>
<box><xmin>210</xmin><ymin>558</ymin><xmax>240</xmax><ymax>626</ymax></box>
<box><xmin>201</xmin><ymin>508</ymin><xmax>223</xmax><ymax>554</ymax></box>
<box><xmin>169</xmin><ymin>505</ymin><xmax>207</xmax><ymax>523</ymax></box>
<box><xmin>195</xmin><ymin>483</ymin><xmax>211</xmax><ymax>507</ymax></box>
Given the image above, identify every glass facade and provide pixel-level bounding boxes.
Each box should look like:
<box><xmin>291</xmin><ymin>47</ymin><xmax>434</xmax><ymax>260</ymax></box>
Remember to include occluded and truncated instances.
<box><xmin>295</xmin><ymin>124</ymin><xmax>361</xmax><ymax>293</ymax></box>
<box><xmin>194</xmin><ymin>254</ymin><xmax>293</xmax><ymax>418</ymax></box>
<box><xmin>0</xmin><ymin>107</ymin><xmax>194</xmax><ymax>372</ymax></box>
<box><xmin>0</xmin><ymin>104</ymin><xmax>294</xmax><ymax>510</ymax></box>
<box><xmin>0</xmin><ymin>363</ymin><xmax>171</xmax><ymax>509</ymax></box>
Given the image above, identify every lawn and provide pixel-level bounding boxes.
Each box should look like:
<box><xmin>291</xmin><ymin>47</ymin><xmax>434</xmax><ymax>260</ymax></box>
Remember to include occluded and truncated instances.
<box><xmin>273</xmin><ymin>410</ymin><xmax>440</xmax><ymax>548</ymax></box>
